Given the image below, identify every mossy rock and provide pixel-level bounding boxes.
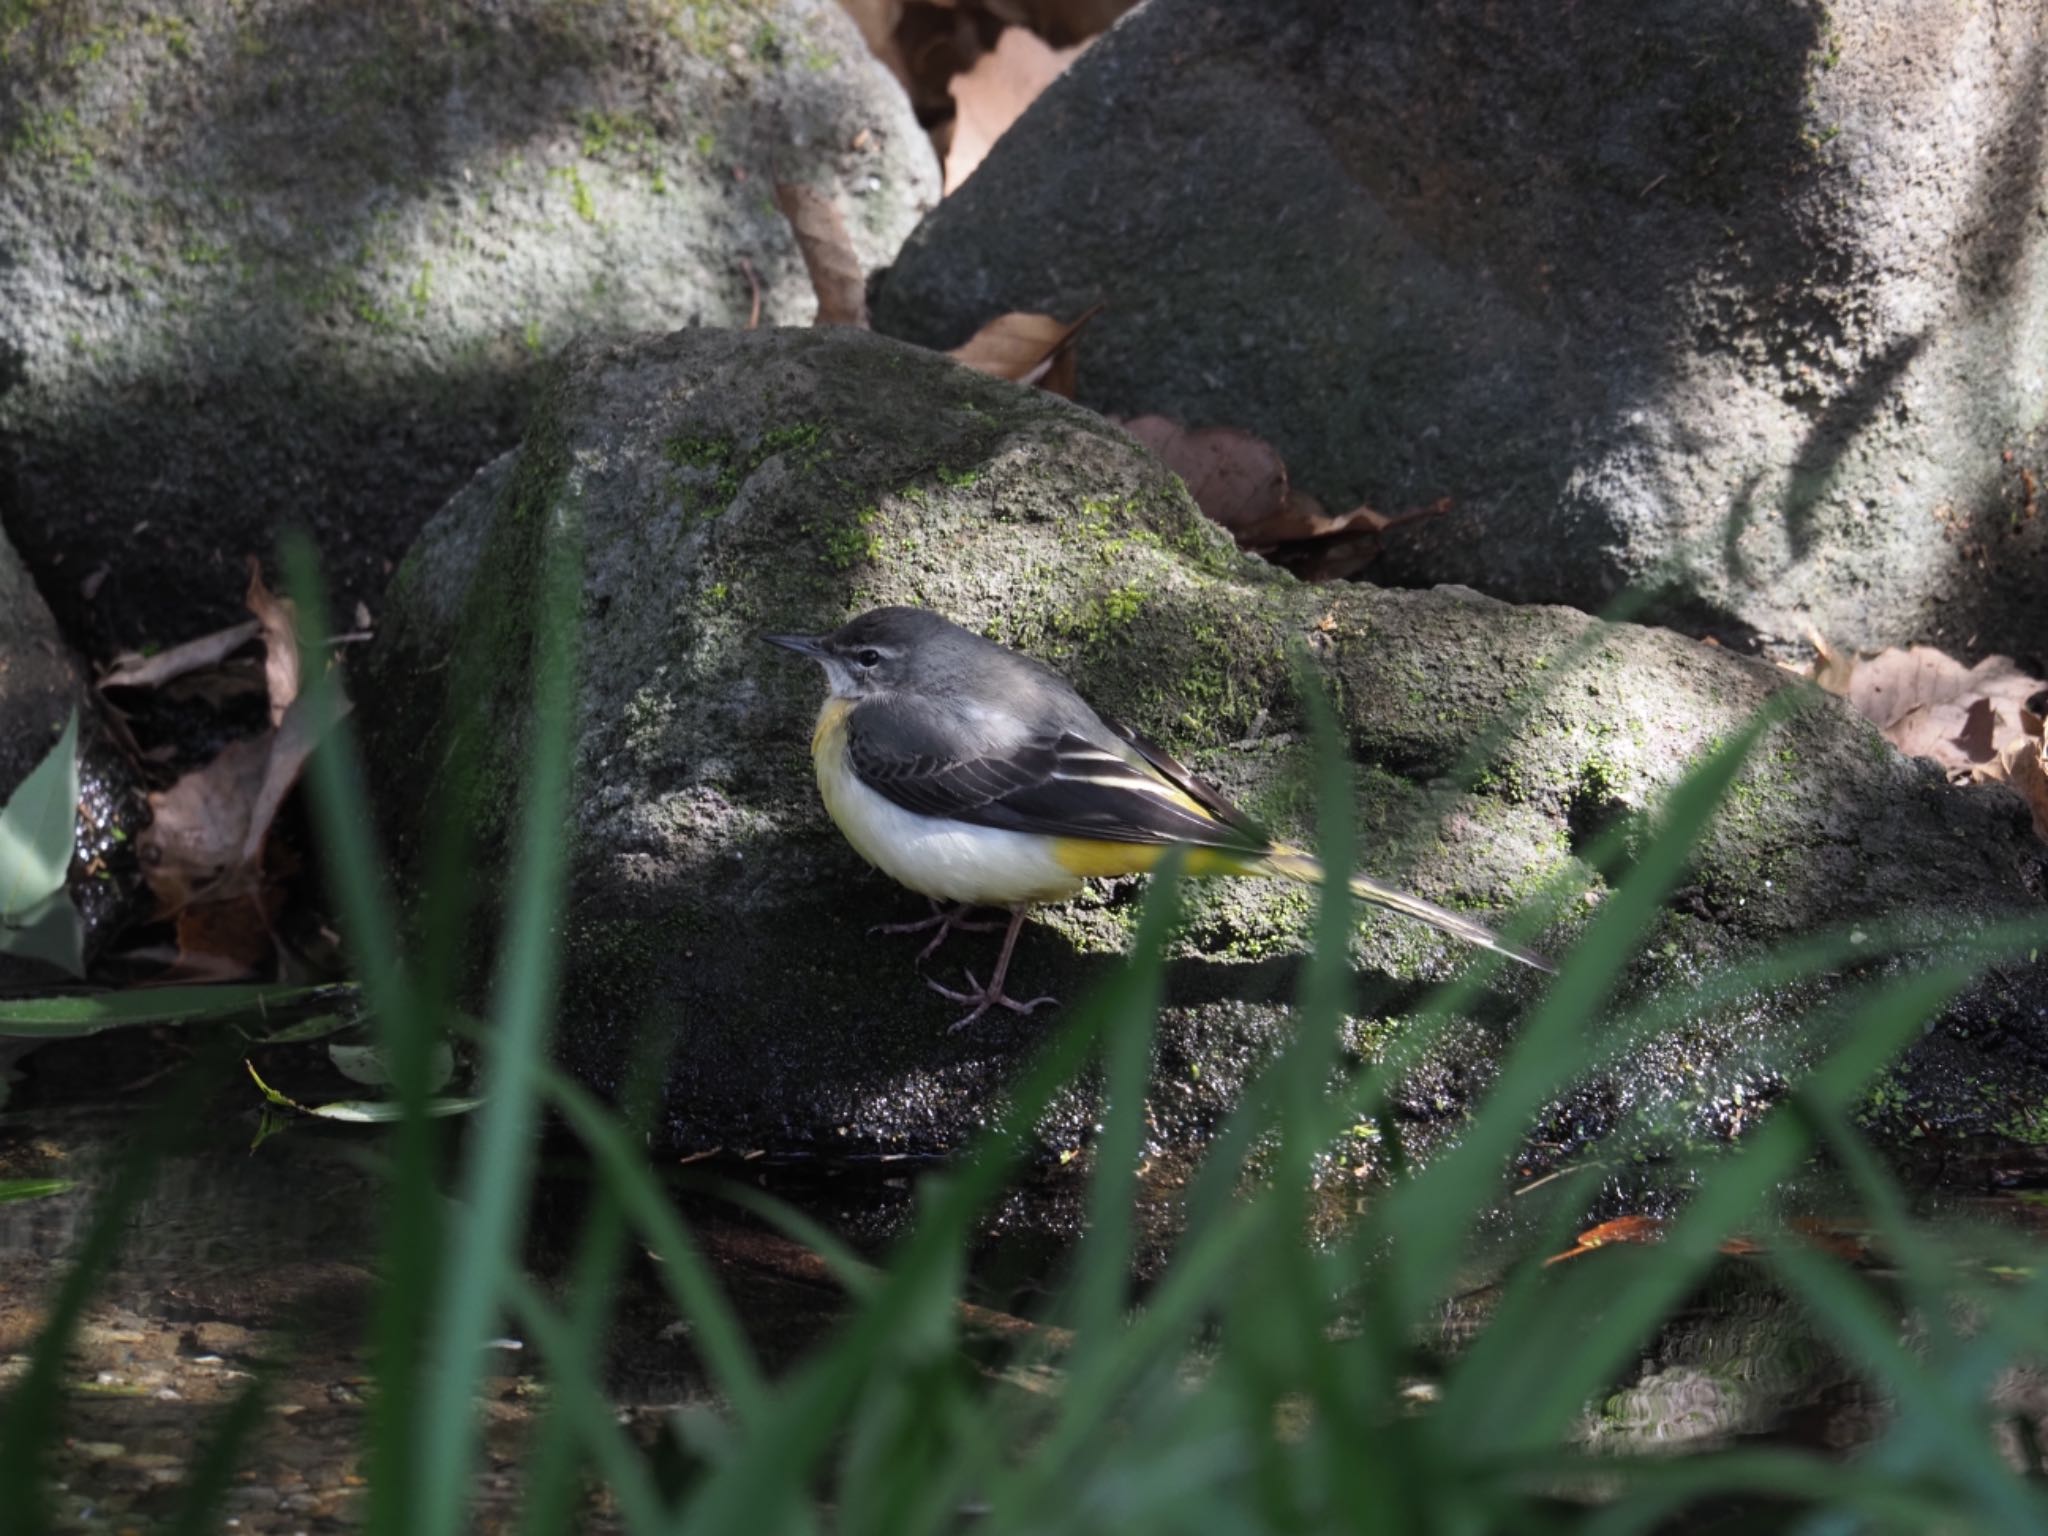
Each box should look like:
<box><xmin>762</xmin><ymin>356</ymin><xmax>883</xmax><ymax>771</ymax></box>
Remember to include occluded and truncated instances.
<box><xmin>0</xmin><ymin>0</ymin><xmax>935</xmax><ymax>652</ymax></box>
<box><xmin>362</xmin><ymin>326</ymin><xmax>2048</xmax><ymax>1172</ymax></box>
<box><xmin>873</xmin><ymin>0</ymin><xmax>2048</xmax><ymax>658</ymax></box>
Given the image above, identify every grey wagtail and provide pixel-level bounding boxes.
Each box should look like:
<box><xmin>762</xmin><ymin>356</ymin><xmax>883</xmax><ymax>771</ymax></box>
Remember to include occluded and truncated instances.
<box><xmin>768</xmin><ymin>606</ymin><xmax>1554</xmax><ymax>1028</ymax></box>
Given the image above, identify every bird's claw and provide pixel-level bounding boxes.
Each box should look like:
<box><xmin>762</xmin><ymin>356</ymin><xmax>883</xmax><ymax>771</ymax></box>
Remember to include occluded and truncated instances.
<box><xmin>870</xmin><ymin>901</ymin><xmax>1005</xmax><ymax>963</ymax></box>
<box><xmin>928</xmin><ymin>970</ymin><xmax>1059</xmax><ymax>1032</ymax></box>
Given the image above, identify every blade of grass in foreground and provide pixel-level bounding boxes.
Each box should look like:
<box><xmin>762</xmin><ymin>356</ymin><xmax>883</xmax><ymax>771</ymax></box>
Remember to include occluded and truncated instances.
<box><xmin>285</xmin><ymin>537</ymin><xmax>444</xmax><ymax>1536</ymax></box>
<box><xmin>538</xmin><ymin>1066</ymin><xmax>768</xmax><ymax>1423</ymax></box>
<box><xmin>1435</xmin><ymin>957</ymin><xmax>2001</xmax><ymax>1461</ymax></box>
<box><xmin>406</xmin><ymin>521</ymin><xmax>582</xmax><ymax>1536</ymax></box>
<box><xmin>1367</xmin><ymin>709</ymin><xmax>1776</xmax><ymax>1335</ymax></box>
<box><xmin>672</xmin><ymin>872</ymin><xmax>1183</xmax><ymax>1534</ymax></box>
<box><xmin>1068</xmin><ymin>848</ymin><xmax>1183</xmax><ymax>1349</ymax></box>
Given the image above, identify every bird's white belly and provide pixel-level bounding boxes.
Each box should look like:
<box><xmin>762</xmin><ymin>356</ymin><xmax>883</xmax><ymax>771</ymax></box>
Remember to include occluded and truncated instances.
<box><xmin>815</xmin><ymin>724</ymin><xmax>1085</xmax><ymax>907</ymax></box>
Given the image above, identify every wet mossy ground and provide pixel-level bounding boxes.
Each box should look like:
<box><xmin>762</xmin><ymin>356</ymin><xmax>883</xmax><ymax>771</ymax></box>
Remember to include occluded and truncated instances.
<box><xmin>363</xmin><ymin>326</ymin><xmax>2048</xmax><ymax>1179</ymax></box>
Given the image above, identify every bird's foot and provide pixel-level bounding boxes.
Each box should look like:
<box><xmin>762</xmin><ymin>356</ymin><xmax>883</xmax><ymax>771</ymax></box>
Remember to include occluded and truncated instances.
<box><xmin>927</xmin><ymin>970</ymin><xmax>1059</xmax><ymax>1033</ymax></box>
<box><xmin>870</xmin><ymin>900</ymin><xmax>1004</xmax><ymax>963</ymax></box>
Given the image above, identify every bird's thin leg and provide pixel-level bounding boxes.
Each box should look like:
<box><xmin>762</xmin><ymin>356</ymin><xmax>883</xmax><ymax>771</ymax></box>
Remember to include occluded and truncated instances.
<box><xmin>870</xmin><ymin>898</ymin><xmax>1005</xmax><ymax>963</ymax></box>
<box><xmin>927</xmin><ymin>905</ymin><xmax>1058</xmax><ymax>1032</ymax></box>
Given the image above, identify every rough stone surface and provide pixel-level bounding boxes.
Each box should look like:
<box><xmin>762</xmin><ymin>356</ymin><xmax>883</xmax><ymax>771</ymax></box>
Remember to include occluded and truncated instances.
<box><xmin>0</xmin><ymin>0</ymin><xmax>938</xmax><ymax>653</ymax></box>
<box><xmin>873</xmin><ymin>0</ymin><xmax>2048</xmax><ymax>658</ymax></box>
<box><xmin>0</xmin><ymin>529</ymin><xmax>144</xmax><ymax>988</ymax></box>
<box><xmin>362</xmin><ymin>326</ymin><xmax>2048</xmax><ymax>1168</ymax></box>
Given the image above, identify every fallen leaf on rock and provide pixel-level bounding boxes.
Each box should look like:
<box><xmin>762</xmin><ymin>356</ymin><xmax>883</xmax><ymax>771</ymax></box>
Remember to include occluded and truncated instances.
<box><xmin>947</xmin><ymin>304</ymin><xmax>1100</xmax><ymax>394</ymax></box>
<box><xmin>1119</xmin><ymin>418</ymin><xmax>1288</xmax><ymax>540</ymax></box>
<box><xmin>99</xmin><ymin>620</ymin><xmax>262</xmax><ymax>693</ymax></box>
<box><xmin>1802</xmin><ymin>634</ymin><xmax>2046</xmax><ymax>784</ymax></box>
<box><xmin>774</xmin><ymin>182</ymin><xmax>868</xmax><ymax>327</ymax></box>
<box><xmin>1545</xmin><ymin>1214</ymin><xmax>1869</xmax><ymax>1268</ymax></box>
<box><xmin>1117</xmin><ymin>415</ymin><xmax>1444</xmax><ymax>580</ymax></box>
<box><xmin>1845</xmin><ymin>645</ymin><xmax>2039</xmax><ymax>736</ymax></box>
<box><xmin>944</xmin><ymin>25</ymin><xmax>1088</xmax><ymax>193</ymax></box>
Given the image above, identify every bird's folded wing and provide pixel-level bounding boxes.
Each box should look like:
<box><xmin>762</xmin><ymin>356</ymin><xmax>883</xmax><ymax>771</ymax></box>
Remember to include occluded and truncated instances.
<box><xmin>847</xmin><ymin>697</ymin><xmax>1266</xmax><ymax>850</ymax></box>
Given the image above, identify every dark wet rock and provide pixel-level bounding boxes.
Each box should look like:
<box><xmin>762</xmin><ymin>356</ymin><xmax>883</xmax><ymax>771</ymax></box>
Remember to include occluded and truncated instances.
<box><xmin>0</xmin><ymin>529</ymin><xmax>145</xmax><ymax>990</ymax></box>
<box><xmin>362</xmin><ymin>325</ymin><xmax>2048</xmax><ymax>1168</ymax></box>
<box><xmin>872</xmin><ymin>0</ymin><xmax>2048</xmax><ymax>658</ymax></box>
<box><xmin>0</xmin><ymin>0</ymin><xmax>937</xmax><ymax>654</ymax></box>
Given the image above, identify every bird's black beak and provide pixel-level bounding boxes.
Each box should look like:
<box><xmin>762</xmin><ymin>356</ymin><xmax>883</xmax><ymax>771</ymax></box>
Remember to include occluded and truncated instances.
<box><xmin>764</xmin><ymin>632</ymin><xmax>829</xmax><ymax>660</ymax></box>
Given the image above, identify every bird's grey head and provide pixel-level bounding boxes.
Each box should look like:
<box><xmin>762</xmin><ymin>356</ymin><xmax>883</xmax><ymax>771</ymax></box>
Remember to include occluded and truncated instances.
<box><xmin>764</xmin><ymin>606</ymin><xmax>981</xmax><ymax>700</ymax></box>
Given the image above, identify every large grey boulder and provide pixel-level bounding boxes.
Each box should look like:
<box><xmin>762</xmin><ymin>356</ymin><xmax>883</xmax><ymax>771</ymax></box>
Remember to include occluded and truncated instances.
<box><xmin>873</xmin><ymin>0</ymin><xmax>2048</xmax><ymax>658</ymax></box>
<box><xmin>363</xmin><ymin>326</ymin><xmax>2048</xmax><ymax>1167</ymax></box>
<box><xmin>0</xmin><ymin>0</ymin><xmax>937</xmax><ymax>653</ymax></box>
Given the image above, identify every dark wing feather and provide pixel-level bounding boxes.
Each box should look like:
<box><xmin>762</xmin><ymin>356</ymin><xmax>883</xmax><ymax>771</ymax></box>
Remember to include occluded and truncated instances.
<box><xmin>1101</xmin><ymin>717</ymin><xmax>1265</xmax><ymax>841</ymax></box>
<box><xmin>846</xmin><ymin>696</ymin><xmax>1266</xmax><ymax>851</ymax></box>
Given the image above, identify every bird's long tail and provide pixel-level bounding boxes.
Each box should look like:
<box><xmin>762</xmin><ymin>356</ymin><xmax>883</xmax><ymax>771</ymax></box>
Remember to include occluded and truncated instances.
<box><xmin>1252</xmin><ymin>845</ymin><xmax>1556</xmax><ymax>975</ymax></box>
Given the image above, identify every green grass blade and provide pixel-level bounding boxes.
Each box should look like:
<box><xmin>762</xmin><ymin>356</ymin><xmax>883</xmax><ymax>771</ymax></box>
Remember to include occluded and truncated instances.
<box><xmin>1069</xmin><ymin>849</ymin><xmax>1183</xmax><ymax>1347</ymax></box>
<box><xmin>1371</xmin><ymin>709</ymin><xmax>1776</xmax><ymax>1331</ymax></box>
<box><xmin>283</xmin><ymin>537</ymin><xmax>444</xmax><ymax>1536</ymax></box>
<box><xmin>539</xmin><ymin>1065</ymin><xmax>769</xmax><ymax>1423</ymax></box>
<box><xmin>1439</xmin><ymin>958</ymin><xmax>1991</xmax><ymax>1459</ymax></box>
<box><xmin>408</xmin><ymin>522</ymin><xmax>582</xmax><ymax>1536</ymax></box>
<box><xmin>504</xmin><ymin>1271</ymin><xmax>670</xmax><ymax>1532</ymax></box>
<box><xmin>1770</xmin><ymin>1238</ymin><xmax>2046</xmax><ymax>1528</ymax></box>
<box><xmin>672</xmin><ymin>968</ymin><xmax>1119</xmax><ymax>1533</ymax></box>
<box><xmin>0</xmin><ymin>1038</ymin><xmax>234</xmax><ymax>1535</ymax></box>
<box><xmin>0</xmin><ymin>983</ymin><xmax>357</xmax><ymax>1036</ymax></box>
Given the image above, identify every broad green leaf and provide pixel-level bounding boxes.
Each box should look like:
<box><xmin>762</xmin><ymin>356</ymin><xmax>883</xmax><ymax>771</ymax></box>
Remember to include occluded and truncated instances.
<box><xmin>0</xmin><ymin>983</ymin><xmax>355</xmax><ymax>1038</ymax></box>
<box><xmin>0</xmin><ymin>891</ymin><xmax>83</xmax><ymax>977</ymax></box>
<box><xmin>0</xmin><ymin>709</ymin><xmax>78</xmax><ymax>918</ymax></box>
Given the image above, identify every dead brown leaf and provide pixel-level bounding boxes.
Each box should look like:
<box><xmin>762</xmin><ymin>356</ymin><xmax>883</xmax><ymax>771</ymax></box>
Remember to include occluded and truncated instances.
<box><xmin>246</xmin><ymin>557</ymin><xmax>300</xmax><ymax>727</ymax></box>
<box><xmin>99</xmin><ymin>620</ymin><xmax>263</xmax><ymax>693</ymax></box>
<box><xmin>1117</xmin><ymin>415</ymin><xmax>1443</xmax><ymax>581</ymax></box>
<box><xmin>1119</xmin><ymin>418</ymin><xmax>1288</xmax><ymax>539</ymax></box>
<box><xmin>139</xmin><ymin>694</ymin><xmax>352</xmax><ymax>922</ymax></box>
<box><xmin>944</xmin><ymin>26</ymin><xmax>1087</xmax><ymax>193</ymax></box>
<box><xmin>140</xmin><ymin>733</ymin><xmax>273</xmax><ymax>914</ymax></box>
<box><xmin>1799</xmin><ymin>635</ymin><xmax>2047</xmax><ymax>782</ymax></box>
<box><xmin>1846</xmin><ymin>646</ymin><xmax>2039</xmax><ymax>735</ymax></box>
<box><xmin>773</xmin><ymin>183</ymin><xmax>868</xmax><ymax>327</ymax></box>
<box><xmin>1800</xmin><ymin>623</ymin><xmax>1858</xmax><ymax>696</ymax></box>
<box><xmin>947</xmin><ymin>304</ymin><xmax>1100</xmax><ymax>393</ymax></box>
<box><xmin>1999</xmin><ymin>739</ymin><xmax>2048</xmax><ymax>843</ymax></box>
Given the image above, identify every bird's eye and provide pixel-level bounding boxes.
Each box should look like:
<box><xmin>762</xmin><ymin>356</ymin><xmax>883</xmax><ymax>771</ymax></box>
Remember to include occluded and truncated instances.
<box><xmin>855</xmin><ymin>648</ymin><xmax>882</xmax><ymax>668</ymax></box>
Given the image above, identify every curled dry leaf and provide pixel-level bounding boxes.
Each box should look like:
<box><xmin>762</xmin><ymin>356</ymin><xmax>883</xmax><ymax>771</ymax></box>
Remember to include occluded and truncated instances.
<box><xmin>1802</xmin><ymin>633</ymin><xmax>2046</xmax><ymax>784</ymax></box>
<box><xmin>944</xmin><ymin>26</ymin><xmax>1088</xmax><ymax>193</ymax></box>
<box><xmin>947</xmin><ymin>304</ymin><xmax>1100</xmax><ymax>395</ymax></box>
<box><xmin>140</xmin><ymin>732</ymin><xmax>273</xmax><ymax>914</ymax></box>
<box><xmin>246</xmin><ymin>557</ymin><xmax>300</xmax><ymax>727</ymax></box>
<box><xmin>139</xmin><ymin>691</ymin><xmax>353</xmax><ymax>979</ymax></box>
<box><xmin>773</xmin><ymin>182</ymin><xmax>868</xmax><ymax>327</ymax></box>
<box><xmin>99</xmin><ymin>620</ymin><xmax>262</xmax><ymax>693</ymax></box>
